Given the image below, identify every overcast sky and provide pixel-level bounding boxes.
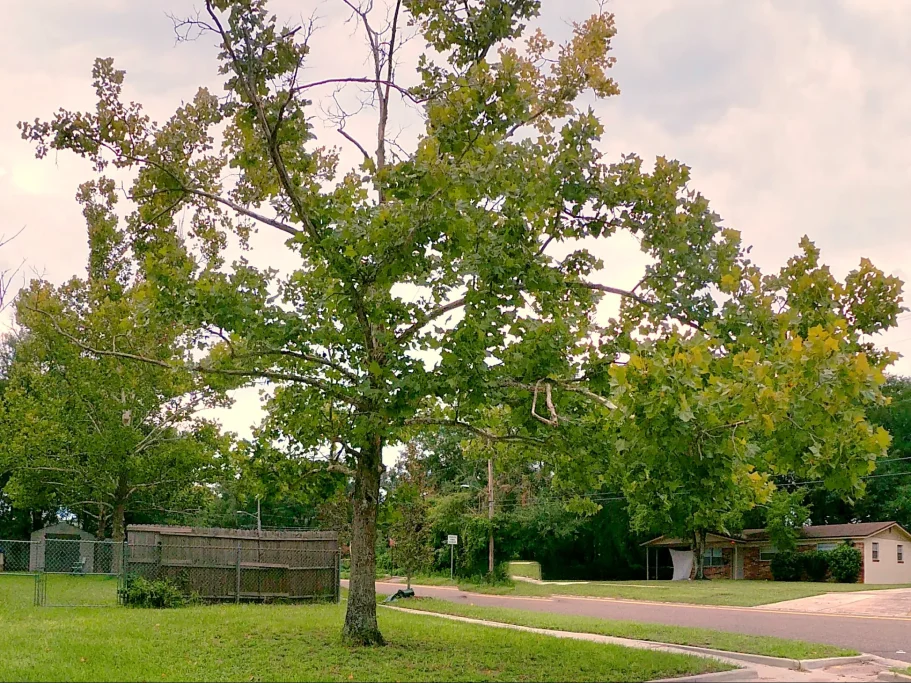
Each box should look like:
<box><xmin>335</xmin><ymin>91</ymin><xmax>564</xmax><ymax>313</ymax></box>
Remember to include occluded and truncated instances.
<box><xmin>2</xmin><ymin>0</ymin><xmax>910</xmax><ymax>452</ymax></box>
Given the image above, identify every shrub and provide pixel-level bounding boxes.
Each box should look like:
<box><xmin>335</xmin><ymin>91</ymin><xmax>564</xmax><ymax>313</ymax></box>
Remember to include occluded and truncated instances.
<box><xmin>828</xmin><ymin>543</ymin><xmax>862</xmax><ymax>583</ymax></box>
<box><xmin>119</xmin><ymin>575</ymin><xmax>189</xmax><ymax>608</ymax></box>
<box><xmin>770</xmin><ymin>551</ymin><xmax>803</xmax><ymax>581</ymax></box>
<box><xmin>802</xmin><ymin>550</ymin><xmax>830</xmax><ymax>582</ymax></box>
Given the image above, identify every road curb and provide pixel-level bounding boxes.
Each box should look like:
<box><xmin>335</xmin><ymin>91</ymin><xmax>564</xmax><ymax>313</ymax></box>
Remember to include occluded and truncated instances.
<box><xmin>382</xmin><ymin>605</ymin><xmax>748</xmax><ymax>666</ymax></box>
<box><xmin>665</xmin><ymin>644</ymin><xmax>798</xmax><ymax>669</ymax></box>
<box><xmin>650</xmin><ymin>670</ymin><xmax>758</xmax><ymax>683</ymax></box>
<box><xmin>878</xmin><ymin>673</ymin><xmax>911</xmax><ymax>682</ymax></box>
<box><xmin>799</xmin><ymin>654</ymin><xmax>876</xmax><ymax>670</ymax></box>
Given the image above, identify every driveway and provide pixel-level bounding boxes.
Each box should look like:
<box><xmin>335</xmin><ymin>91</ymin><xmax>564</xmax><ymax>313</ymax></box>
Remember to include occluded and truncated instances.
<box><xmin>761</xmin><ymin>587</ymin><xmax>911</xmax><ymax>617</ymax></box>
<box><xmin>356</xmin><ymin>580</ymin><xmax>911</xmax><ymax>663</ymax></box>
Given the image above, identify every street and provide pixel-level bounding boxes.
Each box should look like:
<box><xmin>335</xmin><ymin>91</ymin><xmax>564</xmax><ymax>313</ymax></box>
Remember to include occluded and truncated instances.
<box><xmin>365</xmin><ymin>581</ymin><xmax>911</xmax><ymax>663</ymax></box>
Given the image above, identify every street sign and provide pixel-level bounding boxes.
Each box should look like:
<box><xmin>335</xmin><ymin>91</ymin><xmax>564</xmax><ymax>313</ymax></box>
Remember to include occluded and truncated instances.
<box><xmin>447</xmin><ymin>535</ymin><xmax>458</xmax><ymax>545</ymax></box>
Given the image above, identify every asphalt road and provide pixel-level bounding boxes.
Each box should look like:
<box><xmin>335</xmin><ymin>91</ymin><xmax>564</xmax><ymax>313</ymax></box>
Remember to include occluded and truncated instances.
<box><xmin>364</xmin><ymin>581</ymin><xmax>911</xmax><ymax>662</ymax></box>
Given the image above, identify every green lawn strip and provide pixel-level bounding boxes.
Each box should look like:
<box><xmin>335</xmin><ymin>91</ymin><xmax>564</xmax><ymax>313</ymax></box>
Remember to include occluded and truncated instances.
<box><xmin>452</xmin><ymin>579</ymin><xmax>911</xmax><ymax>606</ymax></box>
<box><xmin>390</xmin><ymin>597</ymin><xmax>855</xmax><ymax>660</ymax></box>
<box><xmin>505</xmin><ymin>562</ymin><xmax>542</xmax><ymax>580</ymax></box>
<box><xmin>0</xmin><ymin>578</ymin><xmax>727</xmax><ymax>682</ymax></box>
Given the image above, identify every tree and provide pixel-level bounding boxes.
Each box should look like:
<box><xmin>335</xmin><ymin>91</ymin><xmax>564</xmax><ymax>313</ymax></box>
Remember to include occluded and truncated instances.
<box><xmin>806</xmin><ymin>376</ymin><xmax>911</xmax><ymax>528</ymax></box>
<box><xmin>388</xmin><ymin>486</ymin><xmax>432</xmax><ymax>589</ymax></box>
<box><xmin>763</xmin><ymin>489</ymin><xmax>811</xmax><ymax>553</ymax></box>
<box><xmin>0</xmin><ymin>227</ymin><xmax>24</xmax><ymax>312</ymax></box>
<box><xmin>604</xmin><ymin>240</ymin><xmax>901</xmax><ymax>578</ymax></box>
<box><xmin>0</xmin><ymin>179</ymin><xmax>227</xmax><ymax>542</ymax></box>
<box><xmin>19</xmin><ymin>0</ymin><xmax>902</xmax><ymax>642</ymax></box>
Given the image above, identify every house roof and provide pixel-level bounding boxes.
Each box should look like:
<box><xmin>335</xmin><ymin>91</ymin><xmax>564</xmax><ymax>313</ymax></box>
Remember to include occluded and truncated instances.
<box><xmin>643</xmin><ymin>521</ymin><xmax>909</xmax><ymax>547</ymax></box>
<box><xmin>30</xmin><ymin>521</ymin><xmax>94</xmax><ymax>540</ymax></box>
<box><xmin>742</xmin><ymin>522</ymin><xmax>904</xmax><ymax>542</ymax></box>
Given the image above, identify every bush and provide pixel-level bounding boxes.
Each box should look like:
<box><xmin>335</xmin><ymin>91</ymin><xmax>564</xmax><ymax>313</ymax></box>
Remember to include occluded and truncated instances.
<box><xmin>828</xmin><ymin>543</ymin><xmax>862</xmax><ymax>583</ymax></box>
<box><xmin>119</xmin><ymin>575</ymin><xmax>189</xmax><ymax>608</ymax></box>
<box><xmin>770</xmin><ymin>551</ymin><xmax>803</xmax><ymax>581</ymax></box>
<box><xmin>802</xmin><ymin>551</ymin><xmax>830</xmax><ymax>582</ymax></box>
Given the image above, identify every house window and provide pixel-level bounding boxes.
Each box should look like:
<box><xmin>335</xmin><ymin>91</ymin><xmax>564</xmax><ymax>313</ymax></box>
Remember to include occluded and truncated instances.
<box><xmin>899</xmin><ymin>545</ymin><xmax>904</xmax><ymax>563</ymax></box>
<box><xmin>759</xmin><ymin>546</ymin><xmax>778</xmax><ymax>562</ymax></box>
<box><xmin>872</xmin><ymin>542</ymin><xmax>879</xmax><ymax>561</ymax></box>
<box><xmin>703</xmin><ymin>547</ymin><xmax>725</xmax><ymax>567</ymax></box>
<box><xmin>817</xmin><ymin>542</ymin><xmax>838</xmax><ymax>552</ymax></box>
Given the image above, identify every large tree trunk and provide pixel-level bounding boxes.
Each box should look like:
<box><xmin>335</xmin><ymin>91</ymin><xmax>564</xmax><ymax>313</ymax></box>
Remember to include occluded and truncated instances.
<box><xmin>343</xmin><ymin>434</ymin><xmax>384</xmax><ymax>645</ymax></box>
<box><xmin>112</xmin><ymin>503</ymin><xmax>126</xmax><ymax>543</ymax></box>
<box><xmin>693</xmin><ymin>530</ymin><xmax>707</xmax><ymax>580</ymax></box>
<box><xmin>96</xmin><ymin>505</ymin><xmax>108</xmax><ymax>540</ymax></box>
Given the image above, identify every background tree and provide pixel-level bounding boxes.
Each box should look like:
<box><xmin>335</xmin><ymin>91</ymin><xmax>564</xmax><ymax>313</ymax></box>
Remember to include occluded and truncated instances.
<box><xmin>763</xmin><ymin>489</ymin><xmax>812</xmax><ymax>553</ymax></box>
<box><xmin>0</xmin><ymin>179</ymin><xmax>227</xmax><ymax>542</ymax></box>
<box><xmin>602</xmin><ymin>240</ymin><xmax>900</xmax><ymax>577</ymax></box>
<box><xmin>806</xmin><ymin>375</ymin><xmax>911</xmax><ymax>527</ymax></box>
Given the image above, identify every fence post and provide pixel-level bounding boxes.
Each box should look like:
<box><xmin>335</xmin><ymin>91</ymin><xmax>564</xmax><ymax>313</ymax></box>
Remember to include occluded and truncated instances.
<box><xmin>235</xmin><ymin>541</ymin><xmax>241</xmax><ymax>604</ymax></box>
<box><xmin>336</xmin><ymin>549</ymin><xmax>341</xmax><ymax>603</ymax></box>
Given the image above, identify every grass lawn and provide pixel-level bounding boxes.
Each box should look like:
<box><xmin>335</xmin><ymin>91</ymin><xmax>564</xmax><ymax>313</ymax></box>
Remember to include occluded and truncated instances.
<box><xmin>444</xmin><ymin>578</ymin><xmax>911</xmax><ymax>607</ymax></box>
<box><xmin>387</xmin><ymin>597</ymin><xmax>855</xmax><ymax>660</ymax></box>
<box><xmin>0</xmin><ymin>575</ymin><xmax>728</xmax><ymax>682</ymax></box>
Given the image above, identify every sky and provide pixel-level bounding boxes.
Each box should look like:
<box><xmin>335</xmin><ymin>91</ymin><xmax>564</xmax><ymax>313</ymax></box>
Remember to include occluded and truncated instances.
<box><xmin>1</xmin><ymin>0</ymin><xmax>910</xmax><ymax>456</ymax></box>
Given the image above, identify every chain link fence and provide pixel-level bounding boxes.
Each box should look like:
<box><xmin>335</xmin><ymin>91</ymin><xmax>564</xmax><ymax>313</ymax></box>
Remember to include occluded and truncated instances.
<box><xmin>0</xmin><ymin>538</ymin><xmax>124</xmax><ymax>606</ymax></box>
<box><xmin>1</xmin><ymin>527</ymin><xmax>340</xmax><ymax>607</ymax></box>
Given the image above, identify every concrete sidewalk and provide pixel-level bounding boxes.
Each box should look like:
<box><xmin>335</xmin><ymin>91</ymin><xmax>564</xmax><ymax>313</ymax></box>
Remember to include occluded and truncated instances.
<box><xmin>761</xmin><ymin>588</ymin><xmax>911</xmax><ymax>618</ymax></box>
<box><xmin>382</xmin><ymin>604</ymin><xmax>905</xmax><ymax>682</ymax></box>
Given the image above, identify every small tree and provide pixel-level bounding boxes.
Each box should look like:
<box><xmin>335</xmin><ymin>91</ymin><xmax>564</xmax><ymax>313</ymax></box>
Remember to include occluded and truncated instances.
<box><xmin>765</xmin><ymin>489</ymin><xmax>811</xmax><ymax>553</ymax></box>
<box><xmin>388</xmin><ymin>483</ymin><xmax>432</xmax><ymax>589</ymax></box>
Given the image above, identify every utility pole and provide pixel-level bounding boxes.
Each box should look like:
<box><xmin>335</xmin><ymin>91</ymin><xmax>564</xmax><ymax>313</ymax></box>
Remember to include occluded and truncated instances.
<box><xmin>488</xmin><ymin>458</ymin><xmax>494</xmax><ymax>575</ymax></box>
<box><xmin>256</xmin><ymin>495</ymin><xmax>262</xmax><ymax>536</ymax></box>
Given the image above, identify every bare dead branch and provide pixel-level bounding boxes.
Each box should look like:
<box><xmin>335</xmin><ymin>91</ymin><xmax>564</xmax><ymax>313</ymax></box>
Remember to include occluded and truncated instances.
<box><xmin>337</xmin><ymin>127</ymin><xmax>372</xmax><ymax>162</ymax></box>
<box><xmin>293</xmin><ymin>76</ymin><xmax>418</xmax><ymax>103</ymax></box>
<box><xmin>531</xmin><ymin>380</ymin><xmax>557</xmax><ymax>426</ymax></box>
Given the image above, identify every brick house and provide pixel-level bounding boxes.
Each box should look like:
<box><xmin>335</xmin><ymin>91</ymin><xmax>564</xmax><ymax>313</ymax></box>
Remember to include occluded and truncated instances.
<box><xmin>642</xmin><ymin>521</ymin><xmax>911</xmax><ymax>584</ymax></box>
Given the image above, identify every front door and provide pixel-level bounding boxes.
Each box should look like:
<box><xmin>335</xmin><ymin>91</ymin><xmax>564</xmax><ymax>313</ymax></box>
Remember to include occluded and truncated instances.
<box><xmin>734</xmin><ymin>546</ymin><xmax>744</xmax><ymax>580</ymax></box>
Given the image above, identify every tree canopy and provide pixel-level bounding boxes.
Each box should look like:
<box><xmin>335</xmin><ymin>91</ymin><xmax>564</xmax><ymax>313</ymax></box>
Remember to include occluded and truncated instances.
<box><xmin>17</xmin><ymin>0</ymin><xmax>904</xmax><ymax>641</ymax></box>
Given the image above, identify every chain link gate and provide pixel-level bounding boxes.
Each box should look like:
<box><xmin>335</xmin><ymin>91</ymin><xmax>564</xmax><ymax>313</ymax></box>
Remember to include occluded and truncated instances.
<box><xmin>31</xmin><ymin>539</ymin><xmax>125</xmax><ymax>607</ymax></box>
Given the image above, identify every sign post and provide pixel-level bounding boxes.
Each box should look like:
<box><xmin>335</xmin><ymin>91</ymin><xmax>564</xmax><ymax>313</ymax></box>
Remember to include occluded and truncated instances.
<box><xmin>447</xmin><ymin>535</ymin><xmax>458</xmax><ymax>580</ymax></box>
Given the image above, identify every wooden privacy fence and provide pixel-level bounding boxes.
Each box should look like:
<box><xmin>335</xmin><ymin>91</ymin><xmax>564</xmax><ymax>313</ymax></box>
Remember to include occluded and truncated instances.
<box><xmin>125</xmin><ymin>525</ymin><xmax>340</xmax><ymax>603</ymax></box>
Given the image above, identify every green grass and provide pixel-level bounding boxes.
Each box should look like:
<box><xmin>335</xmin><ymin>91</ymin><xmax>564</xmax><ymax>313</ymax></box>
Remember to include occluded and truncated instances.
<box><xmin>506</xmin><ymin>561</ymin><xmax>542</xmax><ymax>581</ymax></box>
<box><xmin>442</xmin><ymin>578</ymin><xmax>911</xmax><ymax>607</ymax></box>
<box><xmin>388</xmin><ymin>597</ymin><xmax>855</xmax><ymax>660</ymax></box>
<box><xmin>0</xmin><ymin>575</ymin><xmax>728</xmax><ymax>682</ymax></box>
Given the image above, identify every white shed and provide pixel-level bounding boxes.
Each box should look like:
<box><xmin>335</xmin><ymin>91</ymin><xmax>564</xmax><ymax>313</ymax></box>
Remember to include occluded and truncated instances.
<box><xmin>30</xmin><ymin>522</ymin><xmax>96</xmax><ymax>572</ymax></box>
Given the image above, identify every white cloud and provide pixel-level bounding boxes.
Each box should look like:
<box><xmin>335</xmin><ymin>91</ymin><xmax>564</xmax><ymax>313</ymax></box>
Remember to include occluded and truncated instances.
<box><xmin>2</xmin><ymin>0</ymin><xmax>909</xmax><ymax>447</ymax></box>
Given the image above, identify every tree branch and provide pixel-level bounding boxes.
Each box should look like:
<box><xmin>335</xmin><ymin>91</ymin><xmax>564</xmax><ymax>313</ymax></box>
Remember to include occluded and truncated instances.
<box><xmin>24</xmin><ymin>304</ymin><xmax>364</xmax><ymax>408</ymax></box>
<box><xmin>337</xmin><ymin>127</ymin><xmax>371</xmax><ymax>163</ymax></box>
<box><xmin>405</xmin><ymin>417</ymin><xmax>545</xmax><ymax>444</ymax></box>
<box><xmin>293</xmin><ymin>76</ymin><xmax>418</xmax><ymax>103</ymax></box>
<box><xmin>396</xmin><ymin>297</ymin><xmax>466</xmax><ymax>344</ymax></box>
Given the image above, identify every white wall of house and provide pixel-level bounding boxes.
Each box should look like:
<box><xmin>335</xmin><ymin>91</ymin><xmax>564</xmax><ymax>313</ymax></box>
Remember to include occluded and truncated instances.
<box><xmin>864</xmin><ymin>533</ymin><xmax>911</xmax><ymax>584</ymax></box>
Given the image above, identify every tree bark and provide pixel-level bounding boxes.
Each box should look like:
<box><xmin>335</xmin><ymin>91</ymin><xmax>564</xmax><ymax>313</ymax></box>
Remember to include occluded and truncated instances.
<box><xmin>96</xmin><ymin>506</ymin><xmax>108</xmax><ymax>540</ymax></box>
<box><xmin>693</xmin><ymin>530</ymin><xmax>707</xmax><ymax>580</ymax></box>
<box><xmin>112</xmin><ymin>503</ymin><xmax>126</xmax><ymax>543</ymax></box>
<box><xmin>342</xmin><ymin>433</ymin><xmax>384</xmax><ymax>645</ymax></box>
